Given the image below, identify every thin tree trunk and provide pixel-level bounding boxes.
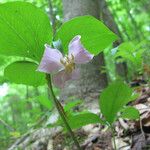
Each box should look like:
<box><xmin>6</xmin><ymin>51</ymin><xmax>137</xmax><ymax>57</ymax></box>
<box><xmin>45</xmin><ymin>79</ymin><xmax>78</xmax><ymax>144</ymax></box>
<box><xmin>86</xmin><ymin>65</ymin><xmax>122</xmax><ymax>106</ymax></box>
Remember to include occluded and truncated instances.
<box><xmin>110</xmin><ymin>6</ymin><xmax>131</xmax><ymax>41</ymax></box>
<box><xmin>100</xmin><ymin>0</ymin><xmax>128</xmax><ymax>81</ymax></box>
<box><xmin>124</xmin><ymin>1</ymin><xmax>145</xmax><ymax>41</ymax></box>
<box><xmin>99</xmin><ymin>0</ymin><xmax>123</xmax><ymax>42</ymax></box>
<box><xmin>47</xmin><ymin>0</ymin><xmax>56</xmax><ymax>34</ymax></box>
<box><xmin>61</xmin><ymin>0</ymin><xmax>108</xmax><ymax>101</ymax></box>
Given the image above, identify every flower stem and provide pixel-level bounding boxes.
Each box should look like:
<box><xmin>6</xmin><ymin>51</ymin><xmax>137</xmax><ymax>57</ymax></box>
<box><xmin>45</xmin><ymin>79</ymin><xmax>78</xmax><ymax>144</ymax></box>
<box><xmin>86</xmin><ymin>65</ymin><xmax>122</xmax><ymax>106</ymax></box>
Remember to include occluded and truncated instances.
<box><xmin>111</xmin><ymin>126</ymin><xmax>117</xmax><ymax>150</ymax></box>
<box><xmin>46</xmin><ymin>74</ymin><xmax>82</xmax><ymax>150</ymax></box>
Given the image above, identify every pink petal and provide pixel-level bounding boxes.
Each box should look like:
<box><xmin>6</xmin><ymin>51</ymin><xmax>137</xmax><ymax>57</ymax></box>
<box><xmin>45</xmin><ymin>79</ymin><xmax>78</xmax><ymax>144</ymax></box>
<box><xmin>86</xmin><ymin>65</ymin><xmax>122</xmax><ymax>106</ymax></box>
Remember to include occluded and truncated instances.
<box><xmin>71</xmin><ymin>68</ymin><xmax>80</xmax><ymax>80</ymax></box>
<box><xmin>68</xmin><ymin>35</ymin><xmax>94</xmax><ymax>64</ymax></box>
<box><xmin>52</xmin><ymin>68</ymin><xmax>80</xmax><ymax>88</ymax></box>
<box><xmin>37</xmin><ymin>44</ymin><xmax>63</xmax><ymax>74</ymax></box>
<box><xmin>52</xmin><ymin>70</ymin><xmax>72</xmax><ymax>88</ymax></box>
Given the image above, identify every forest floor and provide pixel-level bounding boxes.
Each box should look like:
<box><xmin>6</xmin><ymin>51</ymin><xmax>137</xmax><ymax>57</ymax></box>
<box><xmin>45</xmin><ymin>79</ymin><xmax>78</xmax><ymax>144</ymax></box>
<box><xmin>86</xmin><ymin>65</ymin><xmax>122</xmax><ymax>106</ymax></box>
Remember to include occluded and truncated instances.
<box><xmin>8</xmin><ymin>80</ymin><xmax>150</xmax><ymax>150</ymax></box>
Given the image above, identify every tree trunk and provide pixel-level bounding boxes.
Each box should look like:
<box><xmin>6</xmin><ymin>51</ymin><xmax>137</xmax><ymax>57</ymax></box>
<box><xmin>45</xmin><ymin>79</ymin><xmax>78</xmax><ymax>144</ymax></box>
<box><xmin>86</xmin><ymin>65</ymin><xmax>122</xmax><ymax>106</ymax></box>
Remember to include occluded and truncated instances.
<box><xmin>61</xmin><ymin>0</ymin><xmax>108</xmax><ymax>102</ymax></box>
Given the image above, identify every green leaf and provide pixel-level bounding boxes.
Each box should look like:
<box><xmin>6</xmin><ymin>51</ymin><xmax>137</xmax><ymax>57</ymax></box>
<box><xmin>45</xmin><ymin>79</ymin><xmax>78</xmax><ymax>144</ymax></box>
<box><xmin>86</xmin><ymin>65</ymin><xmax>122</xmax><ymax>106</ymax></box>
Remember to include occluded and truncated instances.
<box><xmin>68</xmin><ymin>112</ymin><xmax>105</xmax><ymax>129</ymax></box>
<box><xmin>4</xmin><ymin>61</ymin><xmax>46</xmax><ymax>86</ymax></box>
<box><xmin>129</xmin><ymin>93</ymin><xmax>139</xmax><ymax>102</ymax></box>
<box><xmin>120</xmin><ymin>106</ymin><xmax>140</xmax><ymax>120</ymax></box>
<box><xmin>0</xmin><ymin>2</ymin><xmax>52</xmax><ymax>61</ymax></box>
<box><xmin>64</xmin><ymin>100</ymin><xmax>82</xmax><ymax>112</ymax></box>
<box><xmin>116</xmin><ymin>42</ymin><xmax>146</xmax><ymax>64</ymax></box>
<box><xmin>99</xmin><ymin>81</ymin><xmax>133</xmax><ymax>124</ymax></box>
<box><xmin>118</xmin><ymin>42</ymin><xmax>135</xmax><ymax>52</ymax></box>
<box><xmin>55</xmin><ymin>16</ymin><xmax>117</xmax><ymax>55</ymax></box>
<box><xmin>36</xmin><ymin>94</ymin><xmax>53</xmax><ymax>109</ymax></box>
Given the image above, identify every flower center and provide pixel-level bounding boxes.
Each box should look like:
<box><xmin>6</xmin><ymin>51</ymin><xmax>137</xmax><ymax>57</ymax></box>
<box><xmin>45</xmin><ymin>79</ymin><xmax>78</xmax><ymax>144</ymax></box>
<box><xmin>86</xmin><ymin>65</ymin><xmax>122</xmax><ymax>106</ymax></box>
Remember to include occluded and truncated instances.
<box><xmin>60</xmin><ymin>54</ymin><xmax>75</xmax><ymax>73</ymax></box>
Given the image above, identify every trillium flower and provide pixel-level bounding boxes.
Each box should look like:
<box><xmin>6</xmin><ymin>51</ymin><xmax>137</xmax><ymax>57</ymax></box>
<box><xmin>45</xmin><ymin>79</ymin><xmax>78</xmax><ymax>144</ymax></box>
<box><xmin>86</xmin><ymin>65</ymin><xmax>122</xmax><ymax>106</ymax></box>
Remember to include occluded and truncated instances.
<box><xmin>37</xmin><ymin>35</ymin><xmax>94</xmax><ymax>88</ymax></box>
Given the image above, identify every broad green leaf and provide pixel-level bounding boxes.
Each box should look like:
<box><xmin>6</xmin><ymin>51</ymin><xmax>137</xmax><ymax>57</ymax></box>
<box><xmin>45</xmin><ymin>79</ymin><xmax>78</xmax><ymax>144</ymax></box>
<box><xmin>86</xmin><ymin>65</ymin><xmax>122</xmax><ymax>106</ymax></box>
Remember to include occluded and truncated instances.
<box><xmin>68</xmin><ymin>112</ymin><xmax>105</xmax><ymax>129</ymax></box>
<box><xmin>99</xmin><ymin>81</ymin><xmax>133</xmax><ymax>124</ymax></box>
<box><xmin>0</xmin><ymin>2</ymin><xmax>52</xmax><ymax>61</ymax></box>
<box><xmin>55</xmin><ymin>16</ymin><xmax>117</xmax><ymax>55</ymax></box>
<box><xmin>120</xmin><ymin>106</ymin><xmax>140</xmax><ymax>120</ymax></box>
<box><xmin>4</xmin><ymin>61</ymin><xmax>46</xmax><ymax>86</ymax></box>
<box><xmin>36</xmin><ymin>94</ymin><xmax>53</xmax><ymax>109</ymax></box>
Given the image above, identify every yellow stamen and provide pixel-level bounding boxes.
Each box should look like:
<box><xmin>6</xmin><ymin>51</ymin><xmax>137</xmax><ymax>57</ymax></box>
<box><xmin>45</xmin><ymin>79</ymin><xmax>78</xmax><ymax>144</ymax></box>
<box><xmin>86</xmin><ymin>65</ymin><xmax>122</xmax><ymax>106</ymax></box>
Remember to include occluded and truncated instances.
<box><xmin>60</xmin><ymin>54</ymin><xmax>75</xmax><ymax>73</ymax></box>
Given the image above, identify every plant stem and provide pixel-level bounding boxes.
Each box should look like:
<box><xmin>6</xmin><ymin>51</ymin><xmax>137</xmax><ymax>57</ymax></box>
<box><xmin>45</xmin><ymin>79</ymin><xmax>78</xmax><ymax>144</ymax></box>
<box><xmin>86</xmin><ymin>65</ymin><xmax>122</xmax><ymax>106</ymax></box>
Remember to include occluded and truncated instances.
<box><xmin>111</xmin><ymin>126</ymin><xmax>117</xmax><ymax>150</ymax></box>
<box><xmin>46</xmin><ymin>74</ymin><xmax>82</xmax><ymax>150</ymax></box>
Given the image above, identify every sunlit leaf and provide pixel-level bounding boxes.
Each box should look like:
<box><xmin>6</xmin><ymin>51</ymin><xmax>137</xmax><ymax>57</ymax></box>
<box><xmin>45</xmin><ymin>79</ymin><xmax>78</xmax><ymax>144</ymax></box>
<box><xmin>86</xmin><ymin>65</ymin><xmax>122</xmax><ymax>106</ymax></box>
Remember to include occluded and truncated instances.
<box><xmin>55</xmin><ymin>16</ymin><xmax>117</xmax><ymax>55</ymax></box>
<box><xmin>120</xmin><ymin>106</ymin><xmax>140</xmax><ymax>120</ymax></box>
<box><xmin>99</xmin><ymin>81</ymin><xmax>134</xmax><ymax>124</ymax></box>
<box><xmin>0</xmin><ymin>2</ymin><xmax>52</xmax><ymax>61</ymax></box>
<box><xmin>67</xmin><ymin>112</ymin><xmax>105</xmax><ymax>129</ymax></box>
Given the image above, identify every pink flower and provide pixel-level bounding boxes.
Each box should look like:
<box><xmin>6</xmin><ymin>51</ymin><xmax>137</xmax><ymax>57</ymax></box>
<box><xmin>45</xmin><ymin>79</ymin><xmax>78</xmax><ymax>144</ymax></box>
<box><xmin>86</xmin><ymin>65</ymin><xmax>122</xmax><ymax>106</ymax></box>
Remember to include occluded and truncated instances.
<box><xmin>37</xmin><ymin>35</ymin><xmax>94</xmax><ymax>88</ymax></box>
